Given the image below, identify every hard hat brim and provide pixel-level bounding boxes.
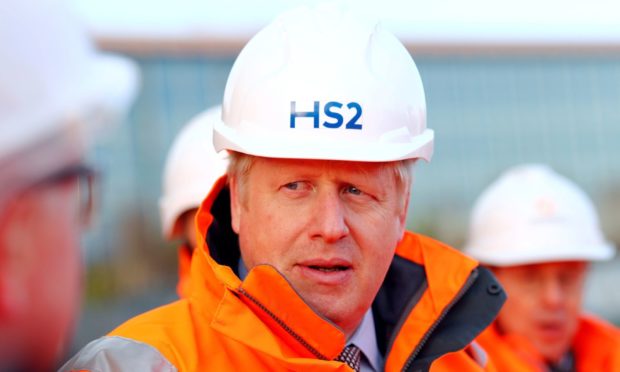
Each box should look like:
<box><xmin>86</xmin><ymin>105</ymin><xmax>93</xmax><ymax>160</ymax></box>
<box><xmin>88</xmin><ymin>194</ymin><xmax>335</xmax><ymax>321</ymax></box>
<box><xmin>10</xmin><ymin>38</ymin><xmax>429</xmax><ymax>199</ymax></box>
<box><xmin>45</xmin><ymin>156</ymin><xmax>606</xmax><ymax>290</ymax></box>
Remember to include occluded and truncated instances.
<box><xmin>467</xmin><ymin>242</ymin><xmax>616</xmax><ymax>266</ymax></box>
<box><xmin>213</xmin><ymin>120</ymin><xmax>434</xmax><ymax>162</ymax></box>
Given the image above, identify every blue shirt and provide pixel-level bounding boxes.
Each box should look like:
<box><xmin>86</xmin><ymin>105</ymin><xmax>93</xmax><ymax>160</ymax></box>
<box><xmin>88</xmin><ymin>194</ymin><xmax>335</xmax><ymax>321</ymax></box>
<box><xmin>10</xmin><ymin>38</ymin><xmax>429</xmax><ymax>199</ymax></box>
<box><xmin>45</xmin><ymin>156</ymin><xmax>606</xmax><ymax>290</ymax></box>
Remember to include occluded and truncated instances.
<box><xmin>349</xmin><ymin>309</ymin><xmax>382</xmax><ymax>372</ymax></box>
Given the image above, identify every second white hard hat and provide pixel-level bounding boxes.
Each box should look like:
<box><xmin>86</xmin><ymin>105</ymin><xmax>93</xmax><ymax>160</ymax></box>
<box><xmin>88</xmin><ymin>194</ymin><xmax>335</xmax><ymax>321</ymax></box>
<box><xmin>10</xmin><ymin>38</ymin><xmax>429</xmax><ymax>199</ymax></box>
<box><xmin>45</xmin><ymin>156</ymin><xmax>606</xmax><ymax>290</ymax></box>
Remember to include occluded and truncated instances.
<box><xmin>0</xmin><ymin>0</ymin><xmax>138</xmax><ymax>161</ymax></box>
<box><xmin>464</xmin><ymin>164</ymin><xmax>615</xmax><ymax>266</ymax></box>
<box><xmin>214</xmin><ymin>4</ymin><xmax>433</xmax><ymax>162</ymax></box>
<box><xmin>159</xmin><ymin>106</ymin><xmax>229</xmax><ymax>240</ymax></box>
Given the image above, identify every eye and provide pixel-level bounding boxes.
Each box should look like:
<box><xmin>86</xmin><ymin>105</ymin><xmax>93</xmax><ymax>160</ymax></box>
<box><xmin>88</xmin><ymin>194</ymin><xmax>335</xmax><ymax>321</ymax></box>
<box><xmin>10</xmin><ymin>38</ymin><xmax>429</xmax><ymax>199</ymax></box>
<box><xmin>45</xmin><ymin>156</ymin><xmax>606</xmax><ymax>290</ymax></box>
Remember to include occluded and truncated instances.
<box><xmin>284</xmin><ymin>182</ymin><xmax>301</xmax><ymax>190</ymax></box>
<box><xmin>280</xmin><ymin>181</ymin><xmax>313</xmax><ymax>195</ymax></box>
<box><xmin>344</xmin><ymin>185</ymin><xmax>362</xmax><ymax>196</ymax></box>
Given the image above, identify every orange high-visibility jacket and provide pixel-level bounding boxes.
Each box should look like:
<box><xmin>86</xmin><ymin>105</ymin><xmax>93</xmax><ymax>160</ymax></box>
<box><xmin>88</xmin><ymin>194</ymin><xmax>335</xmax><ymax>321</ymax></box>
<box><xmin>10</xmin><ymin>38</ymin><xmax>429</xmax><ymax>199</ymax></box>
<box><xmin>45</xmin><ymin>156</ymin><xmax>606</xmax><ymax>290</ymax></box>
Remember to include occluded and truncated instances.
<box><xmin>62</xmin><ymin>177</ymin><xmax>505</xmax><ymax>372</ymax></box>
<box><xmin>475</xmin><ymin>314</ymin><xmax>620</xmax><ymax>371</ymax></box>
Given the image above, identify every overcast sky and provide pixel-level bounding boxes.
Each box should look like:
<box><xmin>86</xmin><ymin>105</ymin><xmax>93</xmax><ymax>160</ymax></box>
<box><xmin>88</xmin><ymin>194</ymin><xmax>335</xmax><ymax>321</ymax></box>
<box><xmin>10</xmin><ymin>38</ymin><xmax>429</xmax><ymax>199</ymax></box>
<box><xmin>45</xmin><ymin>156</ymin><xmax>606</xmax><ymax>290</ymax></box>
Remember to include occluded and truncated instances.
<box><xmin>70</xmin><ymin>0</ymin><xmax>620</xmax><ymax>45</ymax></box>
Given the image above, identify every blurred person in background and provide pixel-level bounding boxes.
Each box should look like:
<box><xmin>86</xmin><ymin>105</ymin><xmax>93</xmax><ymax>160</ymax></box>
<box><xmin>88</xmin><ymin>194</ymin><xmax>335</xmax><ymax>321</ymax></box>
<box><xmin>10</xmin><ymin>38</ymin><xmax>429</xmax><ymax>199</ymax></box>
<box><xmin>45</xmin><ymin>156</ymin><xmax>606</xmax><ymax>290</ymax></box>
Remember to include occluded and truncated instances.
<box><xmin>63</xmin><ymin>4</ymin><xmax>505</xmax><ymax>371</ymax></box>
<box><xmin>0</xmin><ymin>0</ymin><xmax>138</xmax><ymax>370</ymax></box>
<box><xmin>159</xmin><ymin>106</ymin><xmax>228</xmax><ymax>298</ymax></box>
<box><xmin>464</xmin><ymin>164</ymin><xmax>620</xmax><ymax>372</ymax></box>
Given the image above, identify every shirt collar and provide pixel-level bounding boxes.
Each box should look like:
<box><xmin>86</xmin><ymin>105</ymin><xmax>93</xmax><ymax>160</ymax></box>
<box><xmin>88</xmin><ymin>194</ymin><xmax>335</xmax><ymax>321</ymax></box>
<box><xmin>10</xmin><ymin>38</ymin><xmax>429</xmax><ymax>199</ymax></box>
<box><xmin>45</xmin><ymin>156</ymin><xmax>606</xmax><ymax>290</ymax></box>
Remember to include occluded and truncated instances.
<box><xmin>239</xmin><ymin>258</ymin><xmax>249</xmax><ymax>279</ymax></box>
<box><xmin>348</xmin><ymin>309</ymin><xmax>383</xmax><ymax>371</ymax></box>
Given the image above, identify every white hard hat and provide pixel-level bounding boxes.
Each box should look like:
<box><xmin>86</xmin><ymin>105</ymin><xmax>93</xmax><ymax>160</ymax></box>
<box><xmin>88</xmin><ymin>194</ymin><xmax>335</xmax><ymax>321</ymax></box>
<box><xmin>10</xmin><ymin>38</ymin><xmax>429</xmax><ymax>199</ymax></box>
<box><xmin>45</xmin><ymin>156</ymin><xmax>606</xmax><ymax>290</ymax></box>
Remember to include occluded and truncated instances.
<box><xmin>214</xmin><ymin>4</ymin><xmax>433</xmax><ymax>162</ymax></box>
<box><xmin>464</xmin><ymin>164</ymin><xmax>615</xmax><ymax>266</ymax></box>
<box><xmin>0</xmin><ymin>0</ymin><xmax>139</xmax><ymax>161</ymax></box>
<box><xmin>159</xmin><ymin>106</ymin><xmax>229</xmax><ymax>240</ymax></box>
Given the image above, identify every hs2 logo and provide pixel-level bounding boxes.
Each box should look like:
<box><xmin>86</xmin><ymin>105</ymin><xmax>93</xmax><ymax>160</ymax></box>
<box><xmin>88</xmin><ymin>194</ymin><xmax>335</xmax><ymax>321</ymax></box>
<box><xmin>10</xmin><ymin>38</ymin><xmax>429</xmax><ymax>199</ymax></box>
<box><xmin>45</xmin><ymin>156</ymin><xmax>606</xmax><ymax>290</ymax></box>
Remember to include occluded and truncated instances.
<box><xmin>290</xmin><ymin>101</ymin><xmax>363</xmax><ymax>130</ymax></box>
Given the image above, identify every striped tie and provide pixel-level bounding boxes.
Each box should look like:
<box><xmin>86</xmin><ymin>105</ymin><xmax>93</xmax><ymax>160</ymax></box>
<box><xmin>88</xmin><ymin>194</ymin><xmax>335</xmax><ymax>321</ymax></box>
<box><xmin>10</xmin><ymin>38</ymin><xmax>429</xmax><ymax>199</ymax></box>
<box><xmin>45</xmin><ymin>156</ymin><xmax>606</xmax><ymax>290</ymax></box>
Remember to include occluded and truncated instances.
<box><xmin>335</xmin><ymin>344</ymin><xmax>361</xmax><ymax>372</ymax></box>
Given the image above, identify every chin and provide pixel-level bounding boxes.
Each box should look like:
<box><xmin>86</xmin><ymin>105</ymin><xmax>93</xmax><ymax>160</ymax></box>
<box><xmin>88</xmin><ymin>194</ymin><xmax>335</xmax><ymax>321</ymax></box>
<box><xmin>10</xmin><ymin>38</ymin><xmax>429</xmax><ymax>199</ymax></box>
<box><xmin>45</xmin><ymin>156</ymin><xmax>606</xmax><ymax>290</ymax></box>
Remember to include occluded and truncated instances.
<box><xmin>537</xmin><ymin>342</ymin><xmax>572</xmax><ymax>363</ymax></box>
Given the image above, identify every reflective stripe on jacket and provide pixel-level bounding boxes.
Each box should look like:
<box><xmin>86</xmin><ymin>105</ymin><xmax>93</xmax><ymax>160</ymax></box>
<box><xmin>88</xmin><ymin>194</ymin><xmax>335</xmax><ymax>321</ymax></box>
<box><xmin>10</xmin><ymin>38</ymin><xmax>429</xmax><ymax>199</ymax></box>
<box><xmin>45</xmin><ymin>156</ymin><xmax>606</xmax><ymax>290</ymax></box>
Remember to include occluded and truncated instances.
<box><xmin>475</xmin><ymin>314</ymin><xmax>620</xmax><ymax>371</ymax></box>
<box><xmin>62</xmin><ymin>177</ymin><xmax>505</xmax><ymax>371</ymax></box>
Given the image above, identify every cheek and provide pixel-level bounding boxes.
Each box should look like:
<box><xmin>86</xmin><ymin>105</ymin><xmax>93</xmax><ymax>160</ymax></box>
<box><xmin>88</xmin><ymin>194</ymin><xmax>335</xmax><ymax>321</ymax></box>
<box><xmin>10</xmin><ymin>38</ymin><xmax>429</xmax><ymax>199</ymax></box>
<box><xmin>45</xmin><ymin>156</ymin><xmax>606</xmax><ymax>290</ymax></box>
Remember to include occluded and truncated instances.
<box><xmin>35</xmin><ymin>200</ymin><xmax>82</xmax><ymax>315</ymax></box>
<box><xmin>365</xmin><ymin>247</ymin><xmax>394</xmax><ymax>290</ymax></box>
<box><xmin>495</xmin><ymin>281</ymin><xmax>537</xmax><ymax>333</ymax></box>
<box><xmin>497</xmin><ymin>297</ymin><xmax>531</xmax><ymax>333</ymax></box>
<box><xmin>35</xmin><ymin>242</ymin><xmax>81</xmax><ymax>344</ymax></box>
<box><xmin>365</xmin><ymin>235</ymin><xmax>397</xmax><ymax>265</ymax></box>
<box><xmin>351</xmin><ymin>209</ymin><xmax>401</xmax><ymax>255</ymax></box>
<box><xmin>10</xmin><ymin>192</ymin><xmax>83</xmax><ymax>358</ymax></box>
<box><xmin>237</xmin><ymin>208</ymin><xmax>286</xmax><ymax>268</ymax></box>
<box><xmin>373</xmin><ymin>199</ymin><xmax>406</xmax><ymax>236</ymax></box>
<box><xmin>355</xmin><ymin>223</ymin><xmax>399</xmax><ymax>287</ymax></box>
<box><xmin>565</xmin><ymin>290</ymin><xmax>584</xmax><ymax>319</ymax></box>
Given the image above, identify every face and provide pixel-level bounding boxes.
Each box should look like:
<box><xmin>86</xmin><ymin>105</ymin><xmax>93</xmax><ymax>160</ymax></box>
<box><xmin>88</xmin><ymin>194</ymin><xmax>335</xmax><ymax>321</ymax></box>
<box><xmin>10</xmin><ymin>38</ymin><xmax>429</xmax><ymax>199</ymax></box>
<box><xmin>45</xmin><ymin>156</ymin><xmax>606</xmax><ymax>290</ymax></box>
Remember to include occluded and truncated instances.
<box><xmin>230</xmin><ymin>157</ymin><xmax>409</xmax><ymax>337</ymax></box>
<box><xmin>0</xmin><ymin>175</ymin><xmax>83</xmax><ymax>369</ymax></box>
<box><xmin>493</xmin><ymin>261</ymin><xmax>588</xmax><ymax>363</ymax></box>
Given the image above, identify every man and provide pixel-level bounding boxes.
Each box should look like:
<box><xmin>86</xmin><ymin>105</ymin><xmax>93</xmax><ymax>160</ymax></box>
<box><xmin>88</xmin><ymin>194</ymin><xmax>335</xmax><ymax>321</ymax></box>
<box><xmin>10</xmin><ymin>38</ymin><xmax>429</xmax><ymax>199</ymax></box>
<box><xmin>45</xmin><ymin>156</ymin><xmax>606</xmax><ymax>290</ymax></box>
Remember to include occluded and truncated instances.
<box><xmin>0</xmin><ymin>0</ymin><xmax>138</xmax><ymax>370</ymax></box>
<box><xmin>464</xmin><ymin>164</ymin><xmax>620</xmax><ymax>371</ymax></box>
<box><xmin>63</xmin><ymin>5</ymin><xmax>505</xmax><ymax>371</ymax></box>
<box><xmin>159</xmin><ymin>106</ymin><xmax>228</xmax><ymax>297</ymax></box>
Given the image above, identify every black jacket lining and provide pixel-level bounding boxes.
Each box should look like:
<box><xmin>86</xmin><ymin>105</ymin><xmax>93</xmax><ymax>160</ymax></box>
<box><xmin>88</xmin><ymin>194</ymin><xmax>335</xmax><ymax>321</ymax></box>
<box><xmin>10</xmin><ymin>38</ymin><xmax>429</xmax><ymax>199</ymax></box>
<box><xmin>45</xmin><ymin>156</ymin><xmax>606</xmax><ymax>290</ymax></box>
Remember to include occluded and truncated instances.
<box><xmin>205</xmin><ymin>185</ymin><xmax>240</xmax><ymax>275</ymax></box>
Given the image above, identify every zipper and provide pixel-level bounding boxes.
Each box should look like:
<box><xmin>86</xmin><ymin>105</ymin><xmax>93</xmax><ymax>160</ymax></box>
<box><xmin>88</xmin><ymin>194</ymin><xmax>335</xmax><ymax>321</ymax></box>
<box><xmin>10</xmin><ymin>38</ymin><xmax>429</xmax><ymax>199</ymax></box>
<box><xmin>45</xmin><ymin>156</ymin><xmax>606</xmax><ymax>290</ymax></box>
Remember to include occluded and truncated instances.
<box><xmin>237</xmin><ymin>287</ymin><xmax>329</xmax><ymax>360</ymax></box>
<box><xmin>401</xmin><ymin>268</ymin><xmax>480</xmax><ymax>372</ymax></box>
<box><xmin>385</xmin><ymin>280</ymin><xmax>429</xmax><ymax>356</ymax></box>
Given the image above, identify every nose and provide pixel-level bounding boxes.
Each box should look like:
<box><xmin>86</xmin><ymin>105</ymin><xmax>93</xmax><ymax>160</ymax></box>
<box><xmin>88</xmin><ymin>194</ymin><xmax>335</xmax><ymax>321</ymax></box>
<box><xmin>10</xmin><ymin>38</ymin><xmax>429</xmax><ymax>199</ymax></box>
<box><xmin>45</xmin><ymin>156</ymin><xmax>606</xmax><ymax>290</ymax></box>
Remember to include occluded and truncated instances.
<box><xmin>540</xmin><ymin>278</ymin><xmax>565</xmax><ymax>309</ymax></box>
<box><xmin>310</xmin><ymin>189</ymin><xmax>349</xmax><ymax>243</ymax></box>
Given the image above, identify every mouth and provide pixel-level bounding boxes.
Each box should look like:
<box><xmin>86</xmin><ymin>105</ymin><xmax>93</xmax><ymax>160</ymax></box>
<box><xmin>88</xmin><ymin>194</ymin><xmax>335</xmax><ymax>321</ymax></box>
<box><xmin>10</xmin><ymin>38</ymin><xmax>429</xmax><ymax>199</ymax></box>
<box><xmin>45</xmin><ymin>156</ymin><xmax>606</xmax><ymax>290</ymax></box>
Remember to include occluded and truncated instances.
<box><xmin>307</xmin><ymin>265</ymin><xmax>350</xmax><ymax>272</ymax></box>
<box><xmin>296</xmin><ymin>259</ymin><xmax>353</xmax><ymax>284</ymax></box>
<box><xmin>535</xmin><ymin>320</ymin><xmax>567</xmax><ymax>340</ymax></box>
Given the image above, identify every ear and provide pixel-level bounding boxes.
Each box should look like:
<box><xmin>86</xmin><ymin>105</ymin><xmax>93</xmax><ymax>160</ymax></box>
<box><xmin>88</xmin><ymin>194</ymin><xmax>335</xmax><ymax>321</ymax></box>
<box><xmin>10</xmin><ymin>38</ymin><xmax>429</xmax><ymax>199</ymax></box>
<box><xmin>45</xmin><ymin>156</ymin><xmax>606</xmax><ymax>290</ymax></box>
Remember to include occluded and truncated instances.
<box><xmin>229</xmin><ymin>176</ymin><xmax>241</xmax><ymax>234</ymax></box>
<box><xmin>397</xmin><ymin>187</ymin><xmax>411</xmax><ymax>239</ymax></box>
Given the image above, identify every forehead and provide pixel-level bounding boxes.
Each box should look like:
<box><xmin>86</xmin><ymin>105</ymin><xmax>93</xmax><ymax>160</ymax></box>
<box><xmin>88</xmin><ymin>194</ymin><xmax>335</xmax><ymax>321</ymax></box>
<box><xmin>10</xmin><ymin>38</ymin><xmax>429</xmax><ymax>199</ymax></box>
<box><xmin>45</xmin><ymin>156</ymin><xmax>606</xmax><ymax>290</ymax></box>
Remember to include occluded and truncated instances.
<box><xmin>497</xmin><ymin>261</ymin><xmax>588</xmax><ymax>276</ymax></box>
<box><xmin>249</xmin><ymin>157</ymin><xmax>394</xmax><ymax>180</ymax></box>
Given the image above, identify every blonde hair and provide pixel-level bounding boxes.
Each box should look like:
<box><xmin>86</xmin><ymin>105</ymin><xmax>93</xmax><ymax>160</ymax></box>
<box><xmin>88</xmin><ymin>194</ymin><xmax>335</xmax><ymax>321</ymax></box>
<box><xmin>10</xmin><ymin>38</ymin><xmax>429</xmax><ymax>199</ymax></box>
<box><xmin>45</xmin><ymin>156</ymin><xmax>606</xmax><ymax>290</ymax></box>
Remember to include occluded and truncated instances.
<box><xmin>227</xmin><ymin>151</ymin><xmax>416</xmax><ymax>204</ymax></box>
